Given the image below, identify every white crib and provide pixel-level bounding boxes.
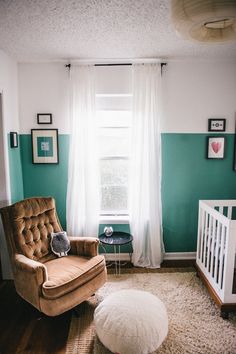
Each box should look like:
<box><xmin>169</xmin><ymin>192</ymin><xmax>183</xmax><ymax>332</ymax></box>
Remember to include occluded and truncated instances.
<box><xmin>196</xmin><ymin>200</ymin><xmax>236</xmax><ymax>318</ymax></box>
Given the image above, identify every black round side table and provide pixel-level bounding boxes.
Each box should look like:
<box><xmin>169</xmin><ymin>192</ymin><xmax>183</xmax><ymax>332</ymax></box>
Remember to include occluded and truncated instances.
<box><xmin>99</xmin><ymin>231</ymin><xmax>133</xmax><ymax>275</ymax></box>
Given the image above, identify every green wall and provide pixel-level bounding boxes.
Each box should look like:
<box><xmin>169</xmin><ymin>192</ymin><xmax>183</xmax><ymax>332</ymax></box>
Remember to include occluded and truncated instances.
<box><xmin>8</xmin><ymin>134</ymin><xmax>24</xmax><ymax>203</ymax></box>
<box><xmin>8</xmin><ymin>133</ymin><xmax>236</xmax><ymax>253</ymax></box>
<box><xmin>162</xmin><ymin>133</ymin><xmax>236</xmax><ymax>252</ymax></box>
<box><xmin>20</xmin><ymin>134</ymin><xmax>69</xmax><ymax>229</ymax></box>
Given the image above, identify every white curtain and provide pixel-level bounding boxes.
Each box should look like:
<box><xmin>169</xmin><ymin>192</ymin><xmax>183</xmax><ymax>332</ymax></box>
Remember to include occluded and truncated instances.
<box><xmin>66</xmin><ymin>65</ymin><xmax>99</xmax><ymax>237</ymax></box>
<box><xmin>129</xmin><ymin>63</ymin><xmax>164</xmax><ymax>268</ymax></box>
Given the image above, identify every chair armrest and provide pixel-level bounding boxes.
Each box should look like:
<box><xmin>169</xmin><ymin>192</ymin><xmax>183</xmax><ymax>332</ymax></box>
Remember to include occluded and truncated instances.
<box><xmin>68</xmin><ymin>237</ymin><xmax>99</xmax><ymax>257</ymax></box>
<box><xmin>13</xmin><ymin>254</ymin><xmax>48</xmax><ymax>309</ymax></box>
<box><xmin>14</xmin><ymin>254</ymin><xmax>48</xmax><ymax>284</ymax></box>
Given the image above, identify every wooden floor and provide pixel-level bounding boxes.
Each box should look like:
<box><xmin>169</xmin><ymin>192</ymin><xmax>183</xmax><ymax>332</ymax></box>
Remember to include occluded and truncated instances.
<box><xmin>0</xmin><ymin>261</ymin><xmax>195</xmax><ymax>354</ymax></box>
<box><xmin>0</xmin><ymin>281</ymin><xmax>71</xmax><ymax>354</ymax></box>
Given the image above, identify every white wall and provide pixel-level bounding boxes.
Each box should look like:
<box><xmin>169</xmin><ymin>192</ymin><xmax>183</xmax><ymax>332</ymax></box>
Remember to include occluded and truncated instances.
<box><xmin>0</xmin><ymin>94</ymin><xmax>7</xmax><ymax>201</ymax></box>
<box><xmin>0</xmin><ymin>49</ymin><xmax>19</xmax><ymax>202</ymax></box>
<box><xmin>18</xmin><ymin>63</ymin><xmax>70</xmax><ymax>134</ymax></box>
<box><xmin>0</xmin><ymin>49</ymin><xmax>19</xmax><ymax>278</ymax></box>
<box><xmin>18</xmin><ymin>64</ymin><xmax>133</xmax><ymax>133</ymax></box>
<box><xmin>18</xmin><ymin>60</ymin><xmax>236</xmax><ymax>134</ymax></box>
<box><xmin>0</xmin><ymin>50</ymin><xmax>20</xmax><ymax>133</ymax></box>
<box><xmin>162</xmin><ymin>60</ymin><xmax>236</xmax><ymax>133</ymax></box>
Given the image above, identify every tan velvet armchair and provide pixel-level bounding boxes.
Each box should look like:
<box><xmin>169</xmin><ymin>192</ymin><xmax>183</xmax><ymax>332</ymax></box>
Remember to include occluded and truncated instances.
<box><xmin>0</xmin><ymin>197</ymin><xmax>107</xmax><ymax>316</ymax></box>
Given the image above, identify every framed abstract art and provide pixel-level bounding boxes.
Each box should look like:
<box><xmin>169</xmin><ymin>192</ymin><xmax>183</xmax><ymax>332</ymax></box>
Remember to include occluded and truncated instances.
<box><xmin>31</xmin><ymin>129</ymin><xmax>59</xmax><ymax>164</ymax></box>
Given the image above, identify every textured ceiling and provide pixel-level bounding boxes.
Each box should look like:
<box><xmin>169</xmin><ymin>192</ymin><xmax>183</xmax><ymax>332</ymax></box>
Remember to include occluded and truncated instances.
<box><xmin>0</xmin><ymin>0</ymin><xmax>236</xmax><ymax>62</ymax></box>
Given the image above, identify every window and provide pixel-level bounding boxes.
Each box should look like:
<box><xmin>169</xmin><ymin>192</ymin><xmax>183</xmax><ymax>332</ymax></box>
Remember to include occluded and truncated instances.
<box><xmin>96</xmin><ymin>108</ymin><xmax>132</xmax><ymax>215</ymax></box>
<box><xmin>95</xmin><ymin>66</ymin><xmax>132</xmax><ymax>216</ymax></box>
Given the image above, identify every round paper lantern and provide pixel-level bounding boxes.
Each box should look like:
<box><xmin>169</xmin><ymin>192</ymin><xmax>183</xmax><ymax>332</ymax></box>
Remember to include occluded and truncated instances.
<box><xmin>171</xmin><ymin>0</ymin><xmax>236</xmax><ymax>42</ymax></box>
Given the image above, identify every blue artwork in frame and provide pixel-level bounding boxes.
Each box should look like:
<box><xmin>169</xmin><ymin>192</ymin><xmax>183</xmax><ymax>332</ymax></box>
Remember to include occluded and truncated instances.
<box><xmin>37</xmin><ymin>137</ymin><xmax>53</xmax><ymax>157</ymax></box>
<box><xmin>31</xmin><ymin>129</ymin><xmax>59</xmax><ymax>164</ymax></box>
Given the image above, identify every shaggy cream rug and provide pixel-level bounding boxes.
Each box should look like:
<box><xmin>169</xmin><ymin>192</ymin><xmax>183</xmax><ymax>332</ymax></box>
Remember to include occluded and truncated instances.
<box><xmin>66</xmin><ymin>272</ymin><xmax>236</xmax><ymax>354</ymax></box>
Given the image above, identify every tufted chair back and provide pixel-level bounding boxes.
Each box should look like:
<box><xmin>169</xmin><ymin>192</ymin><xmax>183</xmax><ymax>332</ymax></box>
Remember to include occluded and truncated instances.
<box><xmin>1</xmin><ymin>197</ymin><xmax>62</xmax><ymax>262</ymax></box>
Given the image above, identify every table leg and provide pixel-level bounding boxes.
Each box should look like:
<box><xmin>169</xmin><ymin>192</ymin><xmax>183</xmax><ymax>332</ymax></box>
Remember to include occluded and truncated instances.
<box><xmin>118</xmin><ymin>245</ymin><xmax>121</xmax><ymax>275</ymax></box>
<box><xmin>114</xmin><ymin>245</ymin><xmax>122</xmax><ymax>275</ymax></box>
<box><xmin>114</xmin><ymin>245</ymin><xmax>118</xmax><ymax>275</ymax></box>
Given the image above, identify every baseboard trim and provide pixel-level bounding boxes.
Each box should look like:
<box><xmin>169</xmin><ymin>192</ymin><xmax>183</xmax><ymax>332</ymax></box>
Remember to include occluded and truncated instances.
<box><xmin>102</xmin><ymin>252</ymin><xmax>196</xmax><ymax>261</ymax></box>
<box><xmin>164</xmin><ymin>252</ymin><xmax>196</xmax><ymax>260</ymax></box>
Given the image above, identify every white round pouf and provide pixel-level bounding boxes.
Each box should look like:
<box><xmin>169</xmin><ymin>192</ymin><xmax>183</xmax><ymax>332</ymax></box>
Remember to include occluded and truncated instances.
<box><xmin>94</xmin><ymin>289</ymin><xmax>168</xmax><ymax>354</ymax></box>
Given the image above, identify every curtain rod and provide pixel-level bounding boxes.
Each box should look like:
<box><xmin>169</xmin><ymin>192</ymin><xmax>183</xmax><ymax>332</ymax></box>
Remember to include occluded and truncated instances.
<box><xmin>65</xmin><ymin>62</ymin><xmax>167</xmax><ymax>69</ymax></box>
<box><xmin>95</xmin><ymin>63</ymin><xmax>132</xmax><ymax>66</ymax></box>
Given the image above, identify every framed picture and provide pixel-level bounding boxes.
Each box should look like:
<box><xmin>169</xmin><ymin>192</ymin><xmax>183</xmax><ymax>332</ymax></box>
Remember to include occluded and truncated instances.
<box><xmin>208</xmin><ymin>119</ymin><xmax>226</xmax><ymax>132</ymax></box>
<box><xmin>37</xmin><ymin>113</ymin><xmax>52</xmax><ymax>124</ymax></box>
<box><xmin>207</xmin><ymin>136</ymin><xmax>225</xmax><ymax>159</ymax></box>
<box><xmin>31</xmin><ymin>129</ymin><xmax>59</xmax><ymax>164</ymax></box>
<box><xmin>10</xmin><ymin>132</ymin><xmax>18</xmax><ymax>148</ymax></box>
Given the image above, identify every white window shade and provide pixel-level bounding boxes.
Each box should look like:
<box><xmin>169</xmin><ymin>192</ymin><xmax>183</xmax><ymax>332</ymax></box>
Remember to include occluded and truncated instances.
<box><xmin>96</xmin><ymin>96</ymin><xmax>132</xmax><ymax>110</ymax></box>
<box><xmin>96</xmin><ymin>110</ymin><xmax>132</xmax><ymax>127</ymax></box>
<box><xmin>95</xmin><ymin>66</ymin><xmax>132</xmax><ymax>95</ymax></box>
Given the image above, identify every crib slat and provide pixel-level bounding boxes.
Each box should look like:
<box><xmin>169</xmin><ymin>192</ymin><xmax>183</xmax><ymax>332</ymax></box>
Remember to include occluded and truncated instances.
<box><xmin>214</xmin><ymin>221</ymin><xmax>221</xmax><ymax>282</ymax></box>
<box><xmin>197</xmin><ymin>208</ymin><xmax>204</xmax><ymax>259</ymax></box>
<box><xmin>206</xmin><ymin>215</ymin><xmax>213</xmax><ymax>270</ymax></box>
<box><xmin>218</xmin><ymin>226</ymin><xmax>226</xmax><ymax>289</ymax></box>
<box><xmin>203</xmin><ymin>211</ymin><xmax>209</xmax><ymax>264</ymax></box>
<box><xmin>210</xmin><ymin>217</ymin><xmax>216</xmax><ymax>276</ymax></box>
<box><xmin>227</xmin><ymin>206</ymin><xmax>232</xmax><ymax>219</ymax></box>
<box><xmin>199</xmin><ymin>209</ymin><xmax>206</xmax><ymax>262</ymax></box>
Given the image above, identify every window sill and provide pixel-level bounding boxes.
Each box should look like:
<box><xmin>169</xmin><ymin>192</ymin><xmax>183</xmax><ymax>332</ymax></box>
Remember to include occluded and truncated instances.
<box><xmin>99</xmin><ymin>215</ymin><xmax>130</xmax><ymax>224</ymax></box>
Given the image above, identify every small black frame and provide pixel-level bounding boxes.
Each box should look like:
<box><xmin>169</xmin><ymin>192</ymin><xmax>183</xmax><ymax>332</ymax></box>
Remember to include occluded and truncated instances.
<box><xmin>10</xmin><ymin>132</ymin><xmax>18</xmax><ymax>148</ymax></box>
<box><xmin>37</xmin><ymin>113</ymin><xmax>52</xmax><ymax>124</ymax></box>
<box><xmin>208</xmin><ymin>118</ymin><xmax>226</xmax><ymax>132</ymax></box>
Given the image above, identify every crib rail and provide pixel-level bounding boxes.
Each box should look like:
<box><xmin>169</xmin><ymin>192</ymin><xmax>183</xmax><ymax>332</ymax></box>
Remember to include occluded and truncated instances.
<box><xmin>196</xmin><ymin>200</ymin><xmax>236</xmax><ymax>303</ymax></box>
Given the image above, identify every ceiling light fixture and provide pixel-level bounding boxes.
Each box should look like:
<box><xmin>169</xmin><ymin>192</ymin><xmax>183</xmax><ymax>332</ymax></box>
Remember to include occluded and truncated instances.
<box><xmin>171</xmin><ymin>0</ymin><xmax>236</xmax><ymax>42</ymax></box>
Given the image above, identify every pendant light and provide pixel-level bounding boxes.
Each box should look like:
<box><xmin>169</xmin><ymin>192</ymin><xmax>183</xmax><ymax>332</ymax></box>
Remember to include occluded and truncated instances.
<box><xmin>171</xmin><ymin>0</ymin><xmax>236</xmax><ymax>42</ymax></box>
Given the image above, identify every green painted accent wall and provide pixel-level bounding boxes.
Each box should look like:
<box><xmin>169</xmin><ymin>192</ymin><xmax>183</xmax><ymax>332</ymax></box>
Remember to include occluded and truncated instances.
<box><xmin>13</xmin><ymin>133</ymin><xmax>236</xmax><ymax>253</ymax></box>
<box><xmin>20</xmin><ymin>134</ymin><xmax>70</xmax><ymax>229</ymax></box>
<box><xmin>162</xmin><ymin>133</ymin><xmax>236</xmax><ymax>252</ymax></box>
<box><xmin>8</xmin><ymin>134</ymin><xmax>24</xmax><ymax>203</ymax></box>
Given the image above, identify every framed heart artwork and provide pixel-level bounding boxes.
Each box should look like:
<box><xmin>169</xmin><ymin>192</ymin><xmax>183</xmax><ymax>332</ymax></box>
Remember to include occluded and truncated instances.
<box><xmin>207</xmin><ymin>137</ymin><xmax>225</xmax><ymax>159</ymax></box>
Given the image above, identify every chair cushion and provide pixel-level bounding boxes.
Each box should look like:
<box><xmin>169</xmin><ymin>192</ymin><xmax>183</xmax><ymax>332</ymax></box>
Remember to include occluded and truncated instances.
<box><xmin>42</xmin><ymin>255</ymin><xmax>105</xmax><ymax>299</ymax></box>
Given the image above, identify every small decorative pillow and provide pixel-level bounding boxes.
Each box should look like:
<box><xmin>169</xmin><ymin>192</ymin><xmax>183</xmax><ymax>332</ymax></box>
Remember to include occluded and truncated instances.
<box><xmin>50</xmin><ymin>231</ymin><xmax>70</xmax><ymax>257</ymax></box>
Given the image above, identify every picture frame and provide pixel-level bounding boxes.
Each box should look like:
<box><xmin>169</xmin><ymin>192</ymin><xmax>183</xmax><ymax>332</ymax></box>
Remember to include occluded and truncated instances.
<box><xmin>37</xmin><ymin>113</ymin><xmax>52</xmax><ymax>124</ymax></box>
<box><xmin>208</xmin><ymin>118</ymin><xmax>226</xmax><ymax>132</ymax></box>
<box><xmin>207</xmin><ymin>136</ymin><xmax>225</xmax><ymax>159</ymax></box>
<box><xmin>31</xmin><ymin>129</ymin><xmax>59</xmax><ymax>164</ymax></box>
<box><xmin>10</xmin><ymin>132</ymin><xmax>18</xmax><ymax>148</ymax></box>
